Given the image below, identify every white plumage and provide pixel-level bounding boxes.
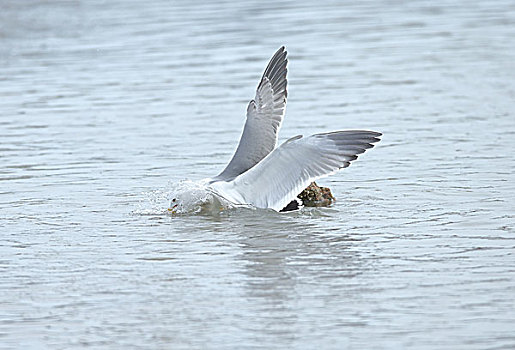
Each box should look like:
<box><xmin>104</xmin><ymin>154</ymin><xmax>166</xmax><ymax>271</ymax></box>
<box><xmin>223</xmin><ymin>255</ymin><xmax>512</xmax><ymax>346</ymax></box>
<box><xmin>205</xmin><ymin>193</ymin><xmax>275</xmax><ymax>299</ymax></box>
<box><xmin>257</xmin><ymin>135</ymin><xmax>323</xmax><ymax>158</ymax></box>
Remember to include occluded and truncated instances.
<box><xmin>191</xmin><ymin>47</ymin><xmax>381</xmax><ymax>212</ymax></box>
<box><xmin>210</xmin><ymin>131</ymin><xmax>381</xmax><ymax>211</ymax></box>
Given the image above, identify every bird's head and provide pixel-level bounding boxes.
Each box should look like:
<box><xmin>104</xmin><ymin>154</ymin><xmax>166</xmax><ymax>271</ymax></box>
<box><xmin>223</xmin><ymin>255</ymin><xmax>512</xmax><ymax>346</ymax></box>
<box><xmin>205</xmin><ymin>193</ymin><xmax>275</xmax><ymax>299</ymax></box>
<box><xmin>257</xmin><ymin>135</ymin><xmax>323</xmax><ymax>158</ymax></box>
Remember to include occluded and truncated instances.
<box><xmin>167</xmin><ymin>197</ymin><xmax>179</xmax><ymax>214</ymax></box>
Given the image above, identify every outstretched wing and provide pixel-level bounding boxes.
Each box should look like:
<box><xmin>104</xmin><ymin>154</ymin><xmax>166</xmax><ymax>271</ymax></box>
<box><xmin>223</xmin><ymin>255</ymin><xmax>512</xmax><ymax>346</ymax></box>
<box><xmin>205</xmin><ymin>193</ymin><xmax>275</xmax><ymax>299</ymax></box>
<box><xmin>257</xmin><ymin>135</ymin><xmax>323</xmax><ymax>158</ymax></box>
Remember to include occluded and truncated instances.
<box><xmin>217</xmin><ymin>130</ymin><xmax>381</xmax><ymax>211</ymax></box>
<box><xmin>213</xmin><ymin>46</ymin><xmax>288</xmax><ymax>182</ymax></box>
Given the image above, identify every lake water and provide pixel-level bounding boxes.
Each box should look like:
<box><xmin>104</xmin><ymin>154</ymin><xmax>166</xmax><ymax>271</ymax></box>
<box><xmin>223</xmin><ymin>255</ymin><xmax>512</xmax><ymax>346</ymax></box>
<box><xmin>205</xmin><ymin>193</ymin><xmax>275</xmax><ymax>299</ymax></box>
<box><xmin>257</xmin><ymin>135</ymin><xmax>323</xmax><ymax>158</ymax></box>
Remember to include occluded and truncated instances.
<box><xmin>1</xmin><ymin>0</ymin><xmax>515</xmax><ymax>349</ymax></box>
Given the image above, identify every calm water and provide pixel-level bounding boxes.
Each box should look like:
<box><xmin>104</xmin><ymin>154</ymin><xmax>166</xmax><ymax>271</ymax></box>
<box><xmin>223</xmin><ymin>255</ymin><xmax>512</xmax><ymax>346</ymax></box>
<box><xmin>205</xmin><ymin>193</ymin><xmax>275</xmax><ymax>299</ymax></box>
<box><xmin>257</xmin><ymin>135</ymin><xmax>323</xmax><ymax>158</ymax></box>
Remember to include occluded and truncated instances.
<box><xmin>1</xmin><ymin>0</ymin><xmax>515</xmax><ymax>349</ymax></box>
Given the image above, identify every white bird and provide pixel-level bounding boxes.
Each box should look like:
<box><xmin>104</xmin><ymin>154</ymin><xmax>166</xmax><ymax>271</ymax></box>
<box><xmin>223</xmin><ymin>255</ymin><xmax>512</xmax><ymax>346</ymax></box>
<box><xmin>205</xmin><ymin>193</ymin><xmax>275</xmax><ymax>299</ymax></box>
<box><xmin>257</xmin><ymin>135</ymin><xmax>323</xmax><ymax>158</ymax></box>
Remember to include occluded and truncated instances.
<box><xmin>172</xmin><ymin>47</ymin><xmax>381</xmax><ymax>213</ymax></box>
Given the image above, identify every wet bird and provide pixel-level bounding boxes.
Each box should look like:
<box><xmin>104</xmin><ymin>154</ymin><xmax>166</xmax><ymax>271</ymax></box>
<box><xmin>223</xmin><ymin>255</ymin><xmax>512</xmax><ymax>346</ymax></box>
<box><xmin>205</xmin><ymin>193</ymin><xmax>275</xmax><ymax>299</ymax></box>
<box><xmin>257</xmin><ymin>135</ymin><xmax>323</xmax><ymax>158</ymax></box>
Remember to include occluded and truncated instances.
<box><xmin>173</xmin><ymin>47</ymin><xmax>381</xmax><ymax>213</ymax></box>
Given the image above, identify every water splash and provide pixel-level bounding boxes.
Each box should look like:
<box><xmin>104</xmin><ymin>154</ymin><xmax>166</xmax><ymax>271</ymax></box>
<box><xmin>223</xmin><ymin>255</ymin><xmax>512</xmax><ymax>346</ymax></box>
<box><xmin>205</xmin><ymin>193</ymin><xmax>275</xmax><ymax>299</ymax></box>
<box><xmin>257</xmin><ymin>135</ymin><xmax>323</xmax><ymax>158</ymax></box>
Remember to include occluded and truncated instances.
<box><xmin>132</xmin><ymin>179</ymin><xmax>236</xmax><ymax>216</ymax></box>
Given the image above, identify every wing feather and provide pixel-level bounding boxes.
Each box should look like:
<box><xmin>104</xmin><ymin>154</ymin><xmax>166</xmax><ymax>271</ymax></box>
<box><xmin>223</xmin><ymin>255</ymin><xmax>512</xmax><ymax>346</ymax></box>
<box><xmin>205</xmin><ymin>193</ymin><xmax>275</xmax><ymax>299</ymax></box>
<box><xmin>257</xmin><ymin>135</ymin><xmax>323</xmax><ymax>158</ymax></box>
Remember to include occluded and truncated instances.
<box><xmin>213</xmin><ymin>47</ymin><xmax>288</xmax><ymax>181</ymax></box>
<box><xmin>214</xmin><ymin>131</ymin><xmax>381</xmax><ymax>211</ymax></box>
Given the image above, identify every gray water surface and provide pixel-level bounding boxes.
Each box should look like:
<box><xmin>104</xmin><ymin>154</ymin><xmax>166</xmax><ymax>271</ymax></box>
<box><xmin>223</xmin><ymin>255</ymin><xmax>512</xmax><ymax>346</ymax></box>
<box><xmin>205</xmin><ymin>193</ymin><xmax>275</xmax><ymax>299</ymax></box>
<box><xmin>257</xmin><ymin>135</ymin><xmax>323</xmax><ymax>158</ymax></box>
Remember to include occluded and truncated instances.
<box><xmin>1</xmin><ymin>0</ymin><xmax>515</xmax><ymax>349</ymax></box>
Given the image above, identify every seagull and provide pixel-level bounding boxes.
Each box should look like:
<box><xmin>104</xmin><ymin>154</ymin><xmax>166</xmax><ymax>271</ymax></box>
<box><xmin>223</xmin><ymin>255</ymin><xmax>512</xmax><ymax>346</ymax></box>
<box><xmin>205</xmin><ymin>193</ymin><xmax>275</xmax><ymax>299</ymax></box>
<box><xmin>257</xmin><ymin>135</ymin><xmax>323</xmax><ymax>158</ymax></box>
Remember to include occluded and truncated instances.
<box><xmin>171</xmin><ymin>46</ymin><xmax>381</xmax><ymax>213</ymax></box>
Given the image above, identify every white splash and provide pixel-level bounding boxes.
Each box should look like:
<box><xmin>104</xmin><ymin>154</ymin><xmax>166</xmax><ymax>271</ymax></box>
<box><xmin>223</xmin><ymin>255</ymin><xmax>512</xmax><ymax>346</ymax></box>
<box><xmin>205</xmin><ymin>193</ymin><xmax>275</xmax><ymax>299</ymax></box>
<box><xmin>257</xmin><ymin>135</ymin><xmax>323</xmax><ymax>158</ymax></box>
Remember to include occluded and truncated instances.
<box><xmin>133</xmin><ymin>179</ymin><xmax>237</xmax><ymax>216</ymax></box>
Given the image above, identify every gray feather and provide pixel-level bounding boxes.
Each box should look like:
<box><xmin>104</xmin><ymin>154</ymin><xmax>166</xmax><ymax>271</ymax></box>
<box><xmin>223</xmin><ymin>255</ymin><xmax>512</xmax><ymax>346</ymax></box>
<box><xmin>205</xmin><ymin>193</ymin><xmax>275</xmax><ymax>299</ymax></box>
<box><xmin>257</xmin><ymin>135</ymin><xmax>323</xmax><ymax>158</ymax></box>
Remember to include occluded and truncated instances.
<box><xmin>213</xmin><ymin>47</ymin><xmax>288</xmax><ymax>182</ymax></box>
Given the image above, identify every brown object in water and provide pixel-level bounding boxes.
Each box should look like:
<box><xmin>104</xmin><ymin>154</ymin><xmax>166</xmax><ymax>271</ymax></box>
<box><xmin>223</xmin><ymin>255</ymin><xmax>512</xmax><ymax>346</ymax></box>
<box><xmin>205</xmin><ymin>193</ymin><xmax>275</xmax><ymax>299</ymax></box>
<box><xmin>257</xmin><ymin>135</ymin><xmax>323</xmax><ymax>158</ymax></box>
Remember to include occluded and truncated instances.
<box><xmin>298</xmin><ymin>182</ymin><xmax>335</xmax><ymax>207</ymax></box>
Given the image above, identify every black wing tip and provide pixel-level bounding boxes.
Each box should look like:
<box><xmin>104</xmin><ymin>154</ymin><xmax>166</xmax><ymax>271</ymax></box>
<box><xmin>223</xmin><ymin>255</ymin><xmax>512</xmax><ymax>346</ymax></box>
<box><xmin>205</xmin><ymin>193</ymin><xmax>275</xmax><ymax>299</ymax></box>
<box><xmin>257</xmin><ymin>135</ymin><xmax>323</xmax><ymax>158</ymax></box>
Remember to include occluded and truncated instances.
<box><xmin>316</xmin><ymin>130</ymin><xmax>383</xmax><ymax>142</ymax></box>
<box><xmin>264</xmin><ymin>46</ymin><xmax>288</xmax><ymax>75</ymax></box>
<box><xmin>352</xmin><ymin>130</ymin><xmax>382</xmax><ymax>138</ymax></box>
<box><xmin>258</xmin><ymin>46</ymin><xmax>289</xmax><ymax>96</ymax></box>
